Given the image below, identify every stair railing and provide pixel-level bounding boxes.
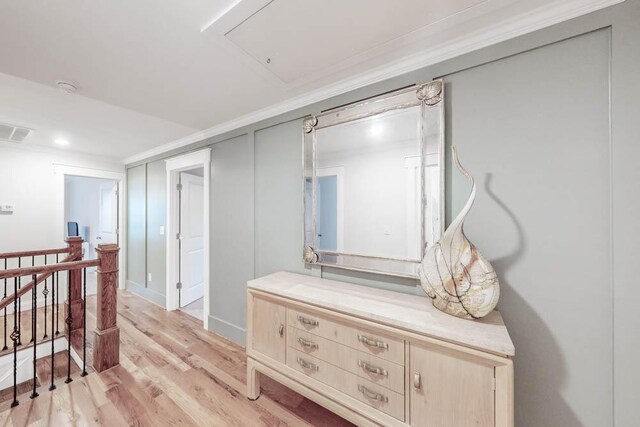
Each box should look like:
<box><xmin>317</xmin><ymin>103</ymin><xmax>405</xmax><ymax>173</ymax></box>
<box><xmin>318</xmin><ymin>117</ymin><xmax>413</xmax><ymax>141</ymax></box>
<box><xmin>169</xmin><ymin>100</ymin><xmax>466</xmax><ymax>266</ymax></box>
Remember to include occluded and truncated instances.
<box><xmin>0</xmin><ymin>237</ymin><xmax>120</xmax><ymax>408</ymax></box>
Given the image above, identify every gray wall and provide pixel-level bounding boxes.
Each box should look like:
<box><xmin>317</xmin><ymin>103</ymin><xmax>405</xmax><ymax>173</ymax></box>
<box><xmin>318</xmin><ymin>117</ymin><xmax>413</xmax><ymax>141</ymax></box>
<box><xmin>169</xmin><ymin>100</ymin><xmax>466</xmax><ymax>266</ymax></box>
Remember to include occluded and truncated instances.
<box><xmin>446</xmin><ymin>29</ymin><xmax>611</xmax><ymax>427</ymax></box>
<box><xmin>126</xmin><ymin>164</ymin><xmax>146</xmax><ymax>287</ymax></box>
<box><xmin>126</xmin><ymin>160</ymin><xmax>167</xmax><ymax>306</ymax></box>
<box><xmin>126</xmin><ymin>2</ymin><xmax>640</xmax><ymax>425</ymax></box>
<box><xmin>209</xmin><ymin>135</ymin><xmax>254</xmax><ymax>343</ymax></box>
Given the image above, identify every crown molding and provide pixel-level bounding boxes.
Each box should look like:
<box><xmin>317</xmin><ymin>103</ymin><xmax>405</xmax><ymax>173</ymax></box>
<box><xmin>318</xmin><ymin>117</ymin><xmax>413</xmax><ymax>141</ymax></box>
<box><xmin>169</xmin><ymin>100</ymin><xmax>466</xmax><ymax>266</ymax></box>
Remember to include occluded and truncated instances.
<box><xmin>124</xmin><ymin>0</ymin><xmax>623</xmax><ymax>165</ymax></box>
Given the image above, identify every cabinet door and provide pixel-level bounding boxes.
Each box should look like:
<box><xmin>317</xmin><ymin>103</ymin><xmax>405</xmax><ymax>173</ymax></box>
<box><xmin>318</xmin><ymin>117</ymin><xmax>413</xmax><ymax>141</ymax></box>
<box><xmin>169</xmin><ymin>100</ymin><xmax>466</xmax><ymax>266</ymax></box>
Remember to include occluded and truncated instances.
<box><xmin>251</xmin><ymin>296</ymin><xmax>286</xmax><ymax>363</ymax></box>
<box><xmin>410</xmin><ymin>342</ymin><xmax>495</xmax><ymax>427</ymax></box>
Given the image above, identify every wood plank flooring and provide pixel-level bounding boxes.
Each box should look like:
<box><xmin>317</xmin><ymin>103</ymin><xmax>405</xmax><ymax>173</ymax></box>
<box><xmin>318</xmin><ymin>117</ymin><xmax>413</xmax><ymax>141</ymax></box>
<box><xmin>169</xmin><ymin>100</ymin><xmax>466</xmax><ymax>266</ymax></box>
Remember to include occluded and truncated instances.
<box><xmin>0</xmin><ymin>304</ymin><xmax>63</xmax><ymax>357</ymax></box>
<box><xmin>0</xmin><ymin>290</ymin><xmax>354</xmax><ymax>426</ymax></box>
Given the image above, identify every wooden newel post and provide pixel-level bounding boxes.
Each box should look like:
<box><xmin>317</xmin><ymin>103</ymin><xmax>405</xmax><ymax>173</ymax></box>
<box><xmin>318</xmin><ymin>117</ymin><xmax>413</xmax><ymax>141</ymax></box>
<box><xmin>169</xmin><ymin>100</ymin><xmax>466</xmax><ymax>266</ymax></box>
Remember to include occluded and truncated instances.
<box><xmin>93</xmin><ymin>243</ymin><xmax>120</xmax><ymax>372</ymax></box>
<box><xmin>65</xmin><ymin>236</ymin><xmax>84</xmax><ymax>334</ymax></box>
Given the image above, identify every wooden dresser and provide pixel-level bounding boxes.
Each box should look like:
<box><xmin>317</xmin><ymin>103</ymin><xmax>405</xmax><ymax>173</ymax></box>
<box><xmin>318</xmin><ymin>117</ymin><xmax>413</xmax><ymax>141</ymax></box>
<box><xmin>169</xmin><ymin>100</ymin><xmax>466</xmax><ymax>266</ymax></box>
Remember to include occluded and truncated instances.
<box><xmin>246</xmin><ymin>272</ymin><xmax>515</xmax><ymax>427</ymax></box>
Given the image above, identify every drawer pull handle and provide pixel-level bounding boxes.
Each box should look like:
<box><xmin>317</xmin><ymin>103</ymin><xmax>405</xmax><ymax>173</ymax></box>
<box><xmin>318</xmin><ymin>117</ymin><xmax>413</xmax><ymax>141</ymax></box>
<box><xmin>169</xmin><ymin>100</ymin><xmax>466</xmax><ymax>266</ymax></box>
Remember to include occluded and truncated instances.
<box><xmin>357</xmin><ymin>384</ymin><xmax>388</xmax><ymax>402</ymax></box>
<box><xmin>296</xmin><ymin>357</ymin><xmax>319</xmax><ymax>371</ymax></box>
<box><xmin>413</xmin><ymin>371</ymin><xmax>421</xmax><ymax>389</ymax></box>
<box><xmin>358</xmin><ymin>360</ymin><xmax>388</xmax><ymax>376</ymax></box>
<box><xmin>297</xmin><ymin>337</ymin><xmax>318</xmax><ymax>349</ymax></box>
<box><xmin>297</xmin><ymin>315</ymin><xmax>319</xmax><ymax>327</ymax></box>
<box><xmin>278</xmin><ymin>324</ymin><xmax>284</xmax><ymax>337</ymax></box>
<box><xmin>357</xmin><ymin>334</ymin><xmax>389</xmax><ymax>349</ymax></box>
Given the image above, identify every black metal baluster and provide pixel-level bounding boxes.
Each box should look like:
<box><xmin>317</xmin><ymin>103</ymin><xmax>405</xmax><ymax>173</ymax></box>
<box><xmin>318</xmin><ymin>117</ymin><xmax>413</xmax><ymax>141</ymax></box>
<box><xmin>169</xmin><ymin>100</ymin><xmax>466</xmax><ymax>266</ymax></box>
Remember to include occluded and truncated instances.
<box><xmin>49</xmin><ymin>272</ymin><xmax>56</xmax><ymax>391</ymax></box>
<box><xmin>55</xmin><ymin>254</ymin><xmax>59</xmax><ymax>336</ymax></box>
<box><xmin>81</xmin><ymin>268</ymin><xmax>87</xmax><ymax>377</ymax></box>
<box><xmin>30</xmin><ymin>256</ymin><xmax>35</xmax><ymax>343</ymax></box>
<box><xmin>42</xmin><ymin>255</ymin><xmax>48</xmax><ymax>340</ymax></box>
<box><xmin>65</xmin><ymin>269</ymin><xmax>72</xmax><ymax>384</ymax></box>
<box><xmin>17</xmin><ymin>258</ymin><xmax>21</xmax><ymax>346</ymax></box>
<box><xmin>2</xmin><ymin>258</ymin><xmax>7</xmax><ymax>351</ymax></box>
<box><xmin>10</xmin><ymin>277</ymin><xmax>19</xmax><ymax>408</ymax></box>
<box><xmin>30</xmin><ymin>274</ymin><xmax>38</xmax><ymax>399</ymax></box>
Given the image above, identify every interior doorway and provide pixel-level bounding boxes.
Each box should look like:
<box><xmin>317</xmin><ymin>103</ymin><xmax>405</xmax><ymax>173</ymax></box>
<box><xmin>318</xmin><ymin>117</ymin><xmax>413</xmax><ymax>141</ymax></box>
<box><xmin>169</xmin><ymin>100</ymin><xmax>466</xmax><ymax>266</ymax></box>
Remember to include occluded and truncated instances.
<box><xmin>165</xmin><ymin>149</ymin><xmax>211</xmax><ymax>330</ymax></box>
<box><xmin>64</xmin><ymin>176</ymin><xmax>119</xmax><ymax>294</ymax></box>
<box><xmin>178</xmin><ymin>168</ymin><xmax>205</xmax><ymax>320</ymax></box>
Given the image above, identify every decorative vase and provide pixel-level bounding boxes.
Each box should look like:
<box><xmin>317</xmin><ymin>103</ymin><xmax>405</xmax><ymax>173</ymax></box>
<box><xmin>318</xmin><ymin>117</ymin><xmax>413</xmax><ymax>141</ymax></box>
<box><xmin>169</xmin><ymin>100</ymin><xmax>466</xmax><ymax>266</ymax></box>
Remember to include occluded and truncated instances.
<box><xmin>418</xmin><ymin>146</ymin><xmax>499</xmax><ymax>319</ymax></box>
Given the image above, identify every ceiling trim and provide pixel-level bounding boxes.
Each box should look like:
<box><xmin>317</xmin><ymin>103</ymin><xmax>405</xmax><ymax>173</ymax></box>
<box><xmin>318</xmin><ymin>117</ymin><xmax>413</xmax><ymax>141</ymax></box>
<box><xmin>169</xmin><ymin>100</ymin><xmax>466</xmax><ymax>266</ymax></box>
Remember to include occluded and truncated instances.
<box><xmin>124</xmin><ymin>0</ymin><xmax>623</xmax><ymax>165</ymax></box>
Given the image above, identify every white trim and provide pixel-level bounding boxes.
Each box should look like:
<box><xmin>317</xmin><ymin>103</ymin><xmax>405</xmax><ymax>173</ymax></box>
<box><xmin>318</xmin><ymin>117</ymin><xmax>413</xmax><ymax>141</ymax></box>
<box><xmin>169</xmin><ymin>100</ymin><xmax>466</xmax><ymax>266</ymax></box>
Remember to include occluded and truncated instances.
<box><xmin>124</xmin><ymin>0</ymin><xmax>623</xmax><ymax>165</ymax></box>
<box><xmin>53</xmin><ymin>164</ymin><xmax>126</xmax><ymax>290</ymax></box>
<box><xmin>165</xmin><ymin>149</ymin><xmax>212</xmax><ymax>330</ymax></box>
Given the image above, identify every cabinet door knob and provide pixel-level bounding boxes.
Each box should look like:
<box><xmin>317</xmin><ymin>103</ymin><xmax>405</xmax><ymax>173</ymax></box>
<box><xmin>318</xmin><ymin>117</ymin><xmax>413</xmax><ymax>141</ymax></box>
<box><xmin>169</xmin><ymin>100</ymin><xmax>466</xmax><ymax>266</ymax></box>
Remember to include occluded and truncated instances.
<box><xmin>278</xmin><ymin>324</ymin><xmax>284</xmax><ymax>337</ymax></box>
<box><xmin>413</xmin><ymin>371</ymin><xmax>421</xmax><ymax>390</ymax></box>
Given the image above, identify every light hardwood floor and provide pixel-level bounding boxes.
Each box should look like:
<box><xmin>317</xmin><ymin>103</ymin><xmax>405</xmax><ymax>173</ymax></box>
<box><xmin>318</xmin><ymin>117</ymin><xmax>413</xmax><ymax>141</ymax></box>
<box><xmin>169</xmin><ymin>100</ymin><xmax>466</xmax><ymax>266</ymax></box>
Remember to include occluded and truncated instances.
<box><xmin>0</xmin><ymin>290</ymin><xmax>354</xmax><ymax>426</ymax></box>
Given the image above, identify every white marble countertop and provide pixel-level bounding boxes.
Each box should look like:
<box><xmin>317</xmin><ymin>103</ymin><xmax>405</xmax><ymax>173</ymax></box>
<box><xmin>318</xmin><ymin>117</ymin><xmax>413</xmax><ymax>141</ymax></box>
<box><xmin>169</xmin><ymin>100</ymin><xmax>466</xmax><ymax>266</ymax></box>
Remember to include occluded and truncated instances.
<box><xmin>249</xmin><ymin>271</ymin><xmax>515</xmax><ymax>357</ymax></box>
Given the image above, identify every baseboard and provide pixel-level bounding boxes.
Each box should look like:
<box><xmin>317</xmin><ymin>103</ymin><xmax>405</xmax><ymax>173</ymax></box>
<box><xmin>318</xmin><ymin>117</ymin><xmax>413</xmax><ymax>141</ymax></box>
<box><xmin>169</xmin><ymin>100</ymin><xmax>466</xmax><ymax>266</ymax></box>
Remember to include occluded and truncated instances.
<box><xmin>126</xmin><ymin>280</ymin><xmax>166</xmax><ymax>308</ymax></box>
<box><xmin>208</xmin><ymin>315</ymin><xmax>246</xmax><ymax>346</ymax></box>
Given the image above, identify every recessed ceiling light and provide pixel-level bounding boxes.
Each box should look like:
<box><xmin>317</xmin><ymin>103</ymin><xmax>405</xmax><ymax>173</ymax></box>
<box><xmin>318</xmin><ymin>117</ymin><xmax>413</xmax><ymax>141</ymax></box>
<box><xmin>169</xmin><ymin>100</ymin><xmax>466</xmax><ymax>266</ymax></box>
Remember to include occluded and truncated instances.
<box><xmin>56</xmin><ymin>81</ymin><xmax>77</xmax><ymax>94</ymax></box>
<box><xmin>54</xmin><ymin>138</ymin><xmax>70</xmax><ymax>146</ymax></box>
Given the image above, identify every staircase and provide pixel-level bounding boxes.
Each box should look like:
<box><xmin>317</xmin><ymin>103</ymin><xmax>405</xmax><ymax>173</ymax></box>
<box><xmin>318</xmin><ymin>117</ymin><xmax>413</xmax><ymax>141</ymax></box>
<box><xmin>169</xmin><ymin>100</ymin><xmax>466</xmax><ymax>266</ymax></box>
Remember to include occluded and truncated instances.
<box><xmin>0</xmin><ymin>238</ymin><xmax>119</xmax><ymax>416</ymax></box>
<box><xmin>0</xmin><ymin>351</ymin><xmax>81</xmax><ymax>411</ymax></box>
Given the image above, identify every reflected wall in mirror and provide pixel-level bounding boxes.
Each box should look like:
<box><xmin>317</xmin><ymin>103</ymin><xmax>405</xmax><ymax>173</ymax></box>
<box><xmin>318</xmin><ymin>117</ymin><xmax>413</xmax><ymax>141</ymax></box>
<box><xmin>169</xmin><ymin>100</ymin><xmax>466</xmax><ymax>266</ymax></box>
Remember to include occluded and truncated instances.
<box><xmin>303</xmin><ymin>80</ymin><xmax>445</xmax><ymax>278</ymax></box>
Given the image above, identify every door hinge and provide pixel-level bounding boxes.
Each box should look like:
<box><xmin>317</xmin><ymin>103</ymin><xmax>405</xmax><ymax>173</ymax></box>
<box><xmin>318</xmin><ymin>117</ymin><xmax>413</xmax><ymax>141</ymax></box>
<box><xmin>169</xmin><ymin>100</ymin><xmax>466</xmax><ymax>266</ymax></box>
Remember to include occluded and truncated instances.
<box><xmin>177</xmin><ymin>183</ymin><xmax>183</xmax><ymax>191</ymax></box>
<box><xmin>176</xmin><ymin>282</ymin><xmax>182</xmax><ymax>290</ymax></box>
<box><xmin>492</xmin><ymin>378</ymin><xmax>496</xmax><ymax>391</ymax></box>
<box><xmin>176</xmin><ymin>232</ymin><xmax>182</xmax><ymax>240</ymax></box>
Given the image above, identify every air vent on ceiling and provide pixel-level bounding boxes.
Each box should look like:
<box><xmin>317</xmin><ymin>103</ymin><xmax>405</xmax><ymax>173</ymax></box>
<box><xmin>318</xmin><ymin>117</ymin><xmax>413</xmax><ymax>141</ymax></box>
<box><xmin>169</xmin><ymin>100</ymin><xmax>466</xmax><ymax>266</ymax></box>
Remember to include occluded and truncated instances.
<box><xmin>0</xmin><ymin>123</ymin><xmax>33</xmax><ymax>143</ymax></box>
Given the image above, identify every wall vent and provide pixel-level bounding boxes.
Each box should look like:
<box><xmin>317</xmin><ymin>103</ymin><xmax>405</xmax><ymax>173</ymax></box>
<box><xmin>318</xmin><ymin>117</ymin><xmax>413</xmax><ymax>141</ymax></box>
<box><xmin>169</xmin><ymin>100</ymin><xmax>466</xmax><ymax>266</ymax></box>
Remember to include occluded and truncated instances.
<box><xmin>0</xmin><ymin>123</ymin><xmax>33</xmax><ymax>143</ymax></box>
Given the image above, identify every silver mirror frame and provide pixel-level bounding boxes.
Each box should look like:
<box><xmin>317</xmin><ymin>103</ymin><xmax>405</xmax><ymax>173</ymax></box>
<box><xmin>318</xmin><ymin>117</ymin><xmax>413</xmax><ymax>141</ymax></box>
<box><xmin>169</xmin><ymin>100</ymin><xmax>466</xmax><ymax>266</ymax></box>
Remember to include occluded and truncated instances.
<box><xmin>303</xmin><ymin>79</ymin><xmax>445</xmax><ymax>278</ymax></box>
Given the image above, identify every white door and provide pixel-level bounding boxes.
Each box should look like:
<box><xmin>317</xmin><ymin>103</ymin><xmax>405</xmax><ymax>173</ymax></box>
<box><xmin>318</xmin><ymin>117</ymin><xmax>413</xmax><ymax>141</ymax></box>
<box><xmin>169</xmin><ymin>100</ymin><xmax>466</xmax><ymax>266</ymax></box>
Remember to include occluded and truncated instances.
<box><xmin>98</xmin><ymin>181</ymin><xmax>118</xmax><ymax>245</ymax></box>
<box><xmin>179</xmin><ymin>173</ymin><xmax>205</xmax><ymax>307</ymax></box>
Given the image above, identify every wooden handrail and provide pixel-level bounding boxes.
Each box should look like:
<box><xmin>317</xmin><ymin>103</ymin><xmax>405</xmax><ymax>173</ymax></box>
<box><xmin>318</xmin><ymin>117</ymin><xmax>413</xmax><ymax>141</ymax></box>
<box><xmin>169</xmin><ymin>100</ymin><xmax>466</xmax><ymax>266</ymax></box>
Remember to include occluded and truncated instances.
<box><xmin>0</xmin><ymin>247</ymin><xmax>69</xmax><ymax>260</ymax></box>
<box><xmin>0</xmin><ymin>258</ymin><xmax>99</xmax><ymax>311</ymax></box>
<box><xmin>0</xmin><ymin>238</ymin><xmax>120</xmax><ymax>379</ymax></box>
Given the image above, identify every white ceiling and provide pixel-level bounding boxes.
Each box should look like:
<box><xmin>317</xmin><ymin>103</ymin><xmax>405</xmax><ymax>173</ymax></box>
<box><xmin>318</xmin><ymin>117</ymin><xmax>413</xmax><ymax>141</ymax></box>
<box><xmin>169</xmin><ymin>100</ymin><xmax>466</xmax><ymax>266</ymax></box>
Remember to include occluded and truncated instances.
<box><xmin>0</xmin><ymin>0</ymin><xmax>622</xmax><ymax>161</ymax></box>
<box><xmin>0</xmin><ymin>72</ymin><xmax>196</xmax><ymax>159</ymax></box>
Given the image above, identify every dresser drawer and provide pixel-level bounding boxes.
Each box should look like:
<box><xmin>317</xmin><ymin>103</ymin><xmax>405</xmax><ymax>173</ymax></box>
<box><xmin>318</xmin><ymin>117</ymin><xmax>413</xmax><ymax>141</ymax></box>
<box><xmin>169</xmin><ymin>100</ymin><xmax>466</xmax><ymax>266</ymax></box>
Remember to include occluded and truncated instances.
<box><xmin>288</xmin><ymin>308</ymin><xmax>404</xmax><ymax>364</ymax></box>
<box><xmin>287</xmin><ymin>348</ymin><xmax>404</xmax><ymax>421</ymax></box>
<box><xmin>288</xmin><ymin>326</ymin><xmax>404</xmax><ymax>394</ymax></box>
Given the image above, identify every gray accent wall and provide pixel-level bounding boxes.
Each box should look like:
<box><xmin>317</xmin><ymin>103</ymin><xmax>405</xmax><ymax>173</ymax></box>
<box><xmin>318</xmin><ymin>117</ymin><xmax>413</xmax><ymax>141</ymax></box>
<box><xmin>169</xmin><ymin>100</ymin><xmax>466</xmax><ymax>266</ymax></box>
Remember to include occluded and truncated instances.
<box><xmin>126</xmin><ymin>2</ymin><xmax>640</xmax><ymax>425</ymax></box>
<box><xmin>209</xmin><ymin>135</ymin><xmax>254</xmax><ymax>343</ymax></box>
<box><xmin>254</xmin><ymin>121</ymin><xmax>309</xmax><ymax>277</ymax></box>
<box><xmin>126</xmin><ymin>164</ymin><xmax>146</xmax><ymax>288</ymax></box>
<box><xmin>446</xmin><ymin>29</ymin><xmax>611</xmax><ymax>427</ymax></box>
<box><xmin>126</xmin><ymin>160</ymin><xmax>167</xmax><ymax>307</ymax></box>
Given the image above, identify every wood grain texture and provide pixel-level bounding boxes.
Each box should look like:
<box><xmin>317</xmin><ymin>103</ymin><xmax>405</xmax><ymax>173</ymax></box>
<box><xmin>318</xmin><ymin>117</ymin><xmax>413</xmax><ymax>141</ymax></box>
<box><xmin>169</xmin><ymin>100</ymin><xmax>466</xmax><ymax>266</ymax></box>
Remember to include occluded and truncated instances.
<box><xmin>0</xmin><ymin>247</ymin><xmax>68</xmax><ymax>260</ymax></box>
<box><xmin>0</xmin><ymin>253</ymin><xmax>87</xmax><ymax>311</ymax></box>
<box><xmin>94</xmin><ymin>244</ymin><xmax>119</xmax><ymax>372</ymax></box>
<box><xmin>250</xmin><ymin>271</ymin><xmax>515</xmax><ymax>356</ymax></box>
<box><xmin>0</xmin><ymin>290</ymin><xmax>354</xmax><ymax>426</ymax></box>
<box><xmin>409</xmin><ymin>341</ymin><xmax>495</xmax><ymax>427</ymax></box>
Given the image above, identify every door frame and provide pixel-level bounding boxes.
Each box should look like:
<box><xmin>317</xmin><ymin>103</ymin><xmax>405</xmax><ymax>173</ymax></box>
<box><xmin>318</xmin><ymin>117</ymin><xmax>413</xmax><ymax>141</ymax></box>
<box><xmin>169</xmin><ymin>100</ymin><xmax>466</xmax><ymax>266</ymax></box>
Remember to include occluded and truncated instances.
<box><xmin>165</xmin><ymin>149</ymin><xmax>211</xmax><ymax>329</ymax></box>
<box><xmin>53</xmin><ymin>164</ymin><xmax>126</xmax><ymax>290</ymax></box>
<box><xmin>316</xmin><ymin>166</ymin><xmax>344</xmax><ymax>252</ymax></box>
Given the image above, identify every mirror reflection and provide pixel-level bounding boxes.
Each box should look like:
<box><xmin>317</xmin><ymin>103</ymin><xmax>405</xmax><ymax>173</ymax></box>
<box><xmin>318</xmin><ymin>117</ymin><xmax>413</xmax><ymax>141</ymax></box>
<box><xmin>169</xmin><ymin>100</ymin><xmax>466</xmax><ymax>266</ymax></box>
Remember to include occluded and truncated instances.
<box><xmin>314</xmin><ymin>106</ymin><xmax>422</xmax><ymax>260</ymax></box>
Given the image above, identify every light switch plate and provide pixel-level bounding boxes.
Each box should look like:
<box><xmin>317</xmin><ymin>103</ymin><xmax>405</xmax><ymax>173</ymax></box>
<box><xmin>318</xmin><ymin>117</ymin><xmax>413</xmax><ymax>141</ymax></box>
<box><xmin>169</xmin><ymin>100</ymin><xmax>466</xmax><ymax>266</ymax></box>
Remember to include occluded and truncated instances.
<box><xmin>0</xmin><ymin>204</ymin><xmax>14</xmax><ymax>213</ymax></box>
<box><xmin>159</xmin><ymin>225</ymin><xmax>165</xmax><ymax>235</ymax></box>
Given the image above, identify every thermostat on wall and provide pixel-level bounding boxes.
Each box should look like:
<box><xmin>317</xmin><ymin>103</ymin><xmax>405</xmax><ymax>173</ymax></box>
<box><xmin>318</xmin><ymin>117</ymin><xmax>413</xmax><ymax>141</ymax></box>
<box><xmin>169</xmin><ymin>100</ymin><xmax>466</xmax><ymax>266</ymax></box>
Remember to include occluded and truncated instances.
<box><xmin>0</xmin><ymin>204</ymin><xmax>15</xmax><ymax>213</ymax></box>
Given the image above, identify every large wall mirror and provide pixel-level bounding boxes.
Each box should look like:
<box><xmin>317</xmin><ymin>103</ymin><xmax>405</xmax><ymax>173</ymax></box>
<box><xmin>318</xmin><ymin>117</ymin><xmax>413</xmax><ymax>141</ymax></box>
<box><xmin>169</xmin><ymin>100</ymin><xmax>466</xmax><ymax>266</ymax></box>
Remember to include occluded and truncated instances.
<box><xmin>303</xmin><ymin>79</ymin><xmax>445</xmax><ymax>278</ymax></box>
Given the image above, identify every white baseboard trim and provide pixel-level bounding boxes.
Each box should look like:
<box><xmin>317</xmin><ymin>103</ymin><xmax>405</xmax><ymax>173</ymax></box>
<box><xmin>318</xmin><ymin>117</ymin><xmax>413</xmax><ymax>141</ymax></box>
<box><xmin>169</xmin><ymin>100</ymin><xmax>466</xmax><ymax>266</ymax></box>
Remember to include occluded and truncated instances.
<box><xmin>208</xmin><ymin>315</ymin><xmax>246</xmax><ymax>347</ymax></box>
<box><xmin>126</xmin><ymin>280</ymin><xmax>167</xmax><ymax>308</ymax></box>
